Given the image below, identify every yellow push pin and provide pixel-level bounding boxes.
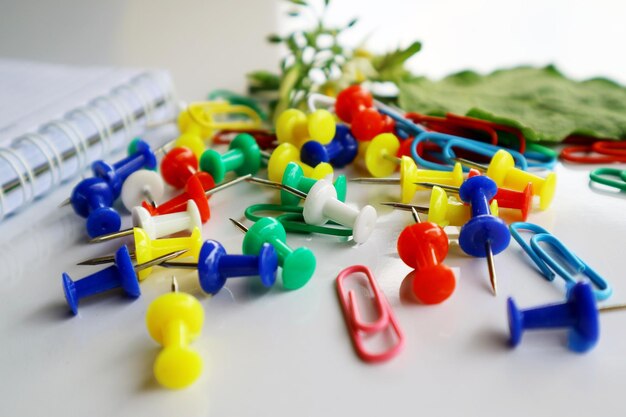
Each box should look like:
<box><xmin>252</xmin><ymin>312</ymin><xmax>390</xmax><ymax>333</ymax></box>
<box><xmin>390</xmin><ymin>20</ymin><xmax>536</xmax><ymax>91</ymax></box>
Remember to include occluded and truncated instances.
<box><xmin>275</xmin><ymin>108</ymin><xmax>335</xmax><ymax>148</ymax></box>
<box><xmin>146</xmin><ymin>276</ymin><xmax>204</xmax><ymax>390</ymax></box>
<box><xmin>77</xmin><ymin>228</ymin><xmax>203</xmax><ymax>281</ymax></box>
<box><xmin>352</xmin><ymin>156</ymin><xmax>464</xmax><ymax>203</ymax></box>
<box><xmin>267</xmin><ymin>143</ymin><xmax>333</xmax><ymax>183</ymax></box>
<box><xmin>381</xmin><ymin>185</ymin><xmax>499</xmax><ymax>228</ymax></box>
<box><xmin>455</xmin><ymin>150</ymin><xmax>557</xmax><ymax>210</ymax></box>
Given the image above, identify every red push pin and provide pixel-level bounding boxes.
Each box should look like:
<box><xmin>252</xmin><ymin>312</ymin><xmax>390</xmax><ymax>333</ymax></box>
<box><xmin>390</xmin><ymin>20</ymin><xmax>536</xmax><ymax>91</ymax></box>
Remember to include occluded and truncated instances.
<box><xmin>467</xmin><ymin>168</ymin><xmax>533</xmax><ymax>221</ymax></box>
<box><xmin>141</xmin><ymin>174</ymin><xmax>250</xmax><ymax>223</ymax></box>
<box><xmin>396</xmin><ymin>207</ymin><xmax>456</xmax><ymax>304</ymax></box>
<box><xmin>160</xmin><ymin>147</ymin><xmax>215</xmax><ymax>190</ymax></box>
<box><xmin>334</xmin><ymin>85</ymin><xmax>395</xmax><ymax>142</ymax></box>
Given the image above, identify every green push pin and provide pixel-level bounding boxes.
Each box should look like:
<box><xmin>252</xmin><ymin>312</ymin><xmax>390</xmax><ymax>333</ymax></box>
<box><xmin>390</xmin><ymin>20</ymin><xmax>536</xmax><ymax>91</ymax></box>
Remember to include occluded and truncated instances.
<box><xmin>281</xmin><ymin>162</ymin><xmax>347</xmax><ymax>206</ymax></box>
<box><xmin>229</xmin><ymin>217</ymin><xmax>316</xmax><ymax>290</ymax></box>
<box><xmin>199</xmin><ymin>133</ymin><xmax>261</xmax><ymax>183</ymax></box>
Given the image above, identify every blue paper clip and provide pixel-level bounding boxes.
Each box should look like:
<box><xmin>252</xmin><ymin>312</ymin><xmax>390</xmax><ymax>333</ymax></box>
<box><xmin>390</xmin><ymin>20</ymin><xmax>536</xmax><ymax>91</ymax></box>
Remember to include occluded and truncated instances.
<box><xmin>440</xmin><ymin>137</ymin><xmax>528</xmax><ymax>171</ymax></box>
<box><xmin>410</xmin><ymin>132</ymin><xmax>467</xmax><ymax>171</ymax></box>
<box><xmin>510</xmin><ymin>222</ymin><xmax>612</xmax><ymax>301</ymax></box>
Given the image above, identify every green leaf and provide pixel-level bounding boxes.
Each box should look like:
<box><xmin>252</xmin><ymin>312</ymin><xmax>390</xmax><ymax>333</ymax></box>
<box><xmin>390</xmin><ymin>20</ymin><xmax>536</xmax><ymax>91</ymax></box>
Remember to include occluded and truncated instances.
<box><xmin>267</xmin><ymin>34</ymin><xmax>283</xmax><ymax>43</ymax></box>
<box><xmin>287</xmin><ymin>0</ymin><xmax>308</xmax><ymax>6</ymax></box>
<box><xmin>372</xmin><ymin>41</ymin><xmax>422</xmax><ymax>83</ymax></box>
<box><xmin>246</xmin><ymin>70</ymin><xmax>281</xmax><ymax>90</ymax></box>
<box><xmin>397</xmin><ymin>65</ymin><xmax>626</xmax><ymax>141</ymax></box>
<box><xmin>346</xmin><ymin>18</ymin><xmax>358</xmax><ymax>28</ymax></box>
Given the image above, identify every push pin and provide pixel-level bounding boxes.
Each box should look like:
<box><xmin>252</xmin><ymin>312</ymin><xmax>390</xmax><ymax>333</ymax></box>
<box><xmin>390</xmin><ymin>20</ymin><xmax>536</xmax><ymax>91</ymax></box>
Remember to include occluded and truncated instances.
<box><xmin>62</xmin><ymin>246</ymin><xmax>186</xmax><ymax>315</ymax></box>
<box><xmin>455</xmin><ymin>149</ymin><xmax>557</xmax><ymax>210</ymax></box>
<box><xmin>334</xmin><ymin>85</ymin><xmax>373</xmax><ymax>123</ymax></box>
<box><xmin>247</xmin><ymin>177</ymin><xmax>378</xmax><ymax>244</ymax></box>
<box><xmin>300</xmin><ymin>124</ymin><xmax>358</xmax><ymax>168</ymax></box>
<box><xmin>397</xmin><ymin>208</ymin><xmax>456</xmax><ymax>304</ymax></box>
<box><xmin>199</xmin><ymin>133</ymin><xmax>261</xmax><ymax>183</ymax></box>
<box><xmin>160</xmin><ymin>146</ymin><xmax>215</xmax><ymax>189</ymax></box>
<box><xmin>381</xmin><ymin>184</ymin><xmax>499</xmax><ymax>228</ymax></box>
<box><xmin>79</xmin><ymin>227</ymin><xmax>203</xmax><ymax>280</ymax></box>
<box><xmin>89</xmin><ymin>200</ymin><xmax>202</xmax><ymax>243</ymax></box>
<box><xmin>508</xmin><ymin>281</ymin><xmax>626</xmax><ymax>353</ymax></box>
<box><xmin>458</xmin><ymin>176</ymin><xmax>510</xmax><ymax>295</ymax></box>
<box><xmin>267</xmin><ymin>142</ymin><xmax>333</xmax><ymax>183</ymax></box>
<box><xmin>351</xmin><ymin>155</ymin><xmax>464</xmax><ymax>203</ymax></box>
<box><xmin>468</xmin><ymin>169</ymin><xmax>533</xmax><ymax>220</ymax></box>
<box><xmin>142</xmin><ymin>173</ymin><xmax>251</xmax><ymax>223</ymax></box>
<box><xmin>280</xmin><ymin>162</ymin><xmax>347</xmax><ymax>206</ymax></box>
<box><xmin>229</xmin><ymin>217</ymin><xmax>316</xmax><ymax>290</ymax></box>
<box><xmin>119</xmin><ymin>169</ymin><xmax>165</xmax><ymax>211</ymax></box>
<box><xmin>276</xmin><ymin>108</ymin><xmax>336</xmax><ymax>148</ymax></box>
<box><xmin>351</xmin><ymin>107</ymin><xmax>395</xmax><ymax>142</ymax></box>
<box><xmin>146</xmin><ymin>276</ymin><xmax>204</xmax><ymax>389</ymax></box>
<box><xmin>70</xmin><ymin>177</ymin><xmax>121</xmax><ymax>238</ymax></box>
<box><xmin>161</xmin><ymin>239</ymin><xmax>278</xmax><ymax>295</ymax></box>
<box><xmin>91</xmin><ymin>138</ymin><xmax>157</xmax><ymax>197</ymax></box>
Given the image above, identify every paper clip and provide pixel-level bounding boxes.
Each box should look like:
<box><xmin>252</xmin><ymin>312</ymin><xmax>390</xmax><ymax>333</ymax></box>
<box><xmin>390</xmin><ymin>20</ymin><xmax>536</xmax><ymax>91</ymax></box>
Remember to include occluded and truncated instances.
<box><xmin>336</xmin><ymin>265</ymin><xmax>405</xmax><ymax>363</ymax></box>
<box><xmin>560</xmin><ymin>141</ymin><xmax>626</xmax><ymax>164</ymax></box>
<box><xmin>589</xmin><ymin>168</ymin><xmax>626</xmax><ymax>191</ymax></box>
<box><xmin>244</xmin><ymin>204</ymin><xmax>353</xmax><ymax>236</ymax></box>
<box><xmin>510</xmin><ymin>222</ymin><xmax>612</xmax><ymax>301</ymax></box>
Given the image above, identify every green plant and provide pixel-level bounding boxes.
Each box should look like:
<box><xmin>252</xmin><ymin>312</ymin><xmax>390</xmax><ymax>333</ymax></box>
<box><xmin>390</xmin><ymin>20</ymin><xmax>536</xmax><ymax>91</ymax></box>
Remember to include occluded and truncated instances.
<box><xmin>247</xmin><ymin>0</ymin><xmax>421</xmax><ymax>121</ymax></box>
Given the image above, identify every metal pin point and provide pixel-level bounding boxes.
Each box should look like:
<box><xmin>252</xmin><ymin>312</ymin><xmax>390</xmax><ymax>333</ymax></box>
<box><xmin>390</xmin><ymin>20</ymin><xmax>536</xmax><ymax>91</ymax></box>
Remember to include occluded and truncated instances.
<box><xmin>598</xmin><ymin>304</ymin><xmax>626</xmax><ymax>313</ymax></box>
<box><xmin>88</xmin><ymin>228</ymin><xmax>135</xmax><ymax>243</ymax></box>
<box><xmin>143</xmin><ymin>187</ymin><xmax>158</xmax><ymax>209</ymax></box>
<box><xmin>414</xmin><ymin>182</ymin><xmax>460</xmax><ymax>194</ymax></box>
<box><xmin>453</xmin><ymin>157</ymin><xmax>488</xmax><ymax>172</ymax></box>
<box><xmin>78</xmin><ymin>248</ymin><xmax>188</xmax><ymax>267</ymax></box>
<box><xmin>260</xmin><ymin>150</ymin><xmax>272</xmax><ymax>160</ymax></box>
<box><xmin>205</xmin><ymin>173</ymin><xmax>253</xmax><ymax>196</ymax></box>
<box><xmin>59</xmin><ymin>197</ymin><xmax>72</xmax><ymax>208</ymax></box>
<box><xmin>229</xmin><ymin>218</ymin><xmax>249</xmax><ymax>233</ymax></box>
<box><xmin>379</xmin><ymin>202</ymin><xmax>430</xmax><ymax>214</ymax></box>
<box><xmin>171</xmin><ymin>275</ymin><xmax>179</xmax><ymax>293</ymax></box>
<box><xmin>485</xmin><ymin>241</ymin><xmax>497</xmax><ymax>296</ymax></box>
<box><xmin>411</xmin><ymin>206</ymin><xmax>421</xmax><ymax>224</ymax></box>
<box><xmin>246</xmin><ymin>177</ymin><xmax>308</xmax><ymax>199</ymax></box>
<box><xmin>349</xmin><ymin>177</ymin><xmax>400</xmax><ymax>185</ymax></box>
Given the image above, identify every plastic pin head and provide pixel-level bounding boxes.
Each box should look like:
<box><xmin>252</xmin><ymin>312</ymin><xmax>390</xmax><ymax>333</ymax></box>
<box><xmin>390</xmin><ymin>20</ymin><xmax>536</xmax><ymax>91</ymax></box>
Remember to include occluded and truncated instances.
<box><xmin>507</xmin><ymin>281</ymin><xmax>599</xmax><ymax>353</ymax></box>
<box><xmin>146</xmin><ymin>289</ymin><xmax>204</xmax><ymax>389</ymax></box>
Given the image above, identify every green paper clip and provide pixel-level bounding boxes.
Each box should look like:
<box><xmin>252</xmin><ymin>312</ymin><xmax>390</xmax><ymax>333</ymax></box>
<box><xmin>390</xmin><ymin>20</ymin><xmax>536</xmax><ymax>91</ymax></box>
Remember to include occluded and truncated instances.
<box><xmin>589</xmin><ymin>168</ymin><xmax>626</xmax><ymax>191</ymax></box>
<box><xmin>245</xmin><ymin>203</ymin><xmax>353</xmax><ymax>236</ymax></box>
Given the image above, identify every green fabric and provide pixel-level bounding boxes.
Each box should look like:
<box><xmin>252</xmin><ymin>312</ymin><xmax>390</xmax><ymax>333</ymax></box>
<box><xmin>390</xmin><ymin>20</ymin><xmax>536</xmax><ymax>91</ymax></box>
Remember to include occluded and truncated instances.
<box><xmin>397</xmin><ymin>65</ymin><xmax>626</xmax><ymax>142</ymax></box>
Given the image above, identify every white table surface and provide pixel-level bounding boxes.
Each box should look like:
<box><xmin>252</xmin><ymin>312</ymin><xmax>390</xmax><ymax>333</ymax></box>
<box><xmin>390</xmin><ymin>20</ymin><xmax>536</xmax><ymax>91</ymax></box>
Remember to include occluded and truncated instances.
<box><xmin>1</xmin><ymin>130</ymin><xmax>626</xmax><ymax>417</ymax></box>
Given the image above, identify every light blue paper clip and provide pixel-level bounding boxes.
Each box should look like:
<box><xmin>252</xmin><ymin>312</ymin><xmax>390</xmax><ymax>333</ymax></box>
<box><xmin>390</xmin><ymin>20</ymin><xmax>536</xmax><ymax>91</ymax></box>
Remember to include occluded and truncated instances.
<box><xmin>510</xmin><ymin>222</ymin><xmax>612</xmax><ymax>301</ymax></box>
<box><xmin>440</xmin><ymin>137</ymin><xmax>528</xmax><ymax>171</ymax></box>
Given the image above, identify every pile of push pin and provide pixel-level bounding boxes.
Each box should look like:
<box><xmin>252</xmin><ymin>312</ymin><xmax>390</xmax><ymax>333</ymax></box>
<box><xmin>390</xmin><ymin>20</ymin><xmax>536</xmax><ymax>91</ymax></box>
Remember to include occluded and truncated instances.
<box><xmin>59</xmin><ymin>85</ymin><xmax>624</xmax><ymax>386</ymax></box>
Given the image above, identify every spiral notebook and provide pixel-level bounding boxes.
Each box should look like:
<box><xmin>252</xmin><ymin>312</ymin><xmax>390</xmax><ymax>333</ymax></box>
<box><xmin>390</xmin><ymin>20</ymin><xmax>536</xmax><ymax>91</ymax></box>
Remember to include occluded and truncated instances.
<box><xmin>0</xmin><ymin>58</ymin><xmax>177</xmax><ymax>221</ymax></box>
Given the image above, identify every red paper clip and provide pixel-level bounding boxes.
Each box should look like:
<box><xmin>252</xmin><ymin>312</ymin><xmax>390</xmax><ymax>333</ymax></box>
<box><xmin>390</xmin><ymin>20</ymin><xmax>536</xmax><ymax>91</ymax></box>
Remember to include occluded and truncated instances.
<box><xmin>336</xmin><ymin>265</ymin><xmax>405</xmax><ymax>363</ymax></box>
<box><xmin>561</xmin><ymin>141</ymin><xmax>626</xmax><ymax>164</ymax></box>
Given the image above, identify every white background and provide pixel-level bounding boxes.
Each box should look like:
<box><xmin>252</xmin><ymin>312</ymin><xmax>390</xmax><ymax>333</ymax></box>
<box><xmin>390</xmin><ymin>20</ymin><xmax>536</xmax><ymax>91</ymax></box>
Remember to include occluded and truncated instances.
<box><xmin>1</xmin><ymin>1</ymin><xmax>626</xmax><ymax>416</ymax></box>
<box><xmin>0</xmin><ymin>0</ymin><xmax>625</xmax><ymax>98</ymax></box>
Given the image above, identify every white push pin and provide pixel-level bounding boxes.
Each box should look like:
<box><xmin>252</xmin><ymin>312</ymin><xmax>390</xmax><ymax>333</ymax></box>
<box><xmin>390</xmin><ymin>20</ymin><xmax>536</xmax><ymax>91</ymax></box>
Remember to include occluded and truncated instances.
<box><xmin>247</xmin><ymin>177</ymin><xmax>377</xmax><ymax>244</ymax></box>
<box><xmin>120</xmin><ymin>170</ymin><xmax>165</xmax><ymax>211</ymax></box>
<box><xmin>89</xmin><ymin>200</ymin><xmax>202</xmax><ymax>243</ymax></box>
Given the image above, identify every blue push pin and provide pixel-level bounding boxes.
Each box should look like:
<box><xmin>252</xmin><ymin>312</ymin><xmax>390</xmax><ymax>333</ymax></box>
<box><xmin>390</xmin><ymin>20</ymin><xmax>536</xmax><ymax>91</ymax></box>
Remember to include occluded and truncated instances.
<box><xmin>416</xmin><ymin>175</ymin><xmax>510</xmax><ymax>295</ymax></box>
<box><xmin>458</xmin><ymin>175</ymin><xmax>510</xmax><ymax>295</ymax></box>
<box><xmin>71</xmin><ymin>177</ymin><xmax>121</xmax><ymax>238</ymax></box>
<box><xmin>300</xmin><ymin>124</ymin><xmax>358</xmax><ymax>168</ymax></box>
<box><xmin>160</xmin><ymin>239</ymin><xmax>278</xmax><ymax>295</ymax></box>
<box><xmin>508</xmin><ymin>281</ymin><xmax>601</xmax><ymax>353</ymax></box>
<box><xmin>62</xmin><ymin>246</ymin><xmax>186</xmax><ymax>315</ymax></box>
<box><xmin>91</xmin><ymin>138</ymin><xmax>157</xmax><ymax>197</ymax></box>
